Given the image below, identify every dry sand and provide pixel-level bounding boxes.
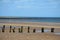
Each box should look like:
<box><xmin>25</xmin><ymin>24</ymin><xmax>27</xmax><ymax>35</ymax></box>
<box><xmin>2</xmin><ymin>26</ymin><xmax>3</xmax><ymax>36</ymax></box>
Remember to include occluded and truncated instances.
<box><xmin>0</xmin><ymin>33</ymin><xmax>60</xmax><ymax>40</ymax></box>
<box><xmin>0</xmin><ymin>22</ymin><xmax>60</xmax><ymax>40</ymax></box>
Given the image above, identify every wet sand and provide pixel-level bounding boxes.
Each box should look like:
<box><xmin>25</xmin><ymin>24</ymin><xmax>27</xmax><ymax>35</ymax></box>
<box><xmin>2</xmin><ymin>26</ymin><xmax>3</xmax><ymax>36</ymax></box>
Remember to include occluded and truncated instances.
<box><xmin>0</xmin><ymin>22</ymin><xmax>60</xmax><ymax>28</ymax></box>
<box><xmin>0</xmin><ymin>22</ymin><xmax>60</xmax><ymax>40</ymax></box>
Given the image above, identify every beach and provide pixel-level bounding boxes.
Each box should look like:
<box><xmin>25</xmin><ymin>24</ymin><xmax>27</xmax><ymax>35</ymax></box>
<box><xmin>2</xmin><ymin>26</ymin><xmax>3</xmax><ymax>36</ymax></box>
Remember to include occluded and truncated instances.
<box><xmin>0</xmin><ymin>22</ymin><xmax>60</xmax><ymax>40</ymax></box>
<box><xmin>0</xmin><ymin>22</ymin><xmax>60</xmax><ymax>28</ymax></box>
<box><xmin>0</xmin><ymin>33</ymin><xmax>60</xmax><ymax>40</ymax></box>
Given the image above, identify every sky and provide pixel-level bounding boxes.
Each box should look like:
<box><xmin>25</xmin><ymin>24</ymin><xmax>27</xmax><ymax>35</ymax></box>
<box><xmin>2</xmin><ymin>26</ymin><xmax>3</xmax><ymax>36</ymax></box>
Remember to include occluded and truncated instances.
<box><xmin>0</xmin><ymin>0</ymin><xmax>60</xmax><ymax>17</ymax></box>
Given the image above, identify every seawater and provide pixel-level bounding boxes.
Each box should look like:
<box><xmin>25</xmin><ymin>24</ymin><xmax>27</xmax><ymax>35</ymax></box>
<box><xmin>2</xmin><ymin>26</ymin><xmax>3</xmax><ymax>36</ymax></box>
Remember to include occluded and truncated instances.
<box><xmin>0</xmin><ymin>18</ymin><xmax>60</xmax><ymax>23</ymax></box>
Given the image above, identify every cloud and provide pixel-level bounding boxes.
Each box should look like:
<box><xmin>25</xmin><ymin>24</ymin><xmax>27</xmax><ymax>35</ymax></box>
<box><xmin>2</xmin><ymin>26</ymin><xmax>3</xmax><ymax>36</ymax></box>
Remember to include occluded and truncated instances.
<box><xmin>2</xmin><ymin>0</ymin><xmax>34</xmax><ymax>3</ymax></box>
<box><xmin>2</xmin><ymin>0</ymin><xmax>59</xmax><ymax>9</ymax></box>
<box><xmin>3</xmin><ymin>0</ymin><xmax>10</xmax><ymax>2</ymax></box>
<box><xmin>19</xmin><ymin>0</ymin><xmax>34</xmax><ymax>2</ymax></box>
<box><xmin>16</xmin><ymin>5</ymin><xmax>57</xmax><ymax>9</ymax></box>
<box><xmin>17</xmin><ymin>6</ymin><xmax>34</xmax><ymax>8</ymax></box>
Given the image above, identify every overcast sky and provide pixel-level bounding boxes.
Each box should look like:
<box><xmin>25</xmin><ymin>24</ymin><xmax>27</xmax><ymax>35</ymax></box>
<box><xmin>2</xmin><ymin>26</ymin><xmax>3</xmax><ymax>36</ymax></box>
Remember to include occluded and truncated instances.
<box><xmin>0</xmin><ymin>0</ymin><xmax>60</xmax><ymax>17</ymax></box>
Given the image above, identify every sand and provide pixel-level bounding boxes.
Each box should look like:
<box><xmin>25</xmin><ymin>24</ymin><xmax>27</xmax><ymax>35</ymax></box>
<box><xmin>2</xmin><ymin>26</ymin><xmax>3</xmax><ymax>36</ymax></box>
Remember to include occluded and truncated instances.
<box><xmin>0</xmin><ymin>22</ymin><xmax>60</xmax><ymax>28</ymax></box>
<box><xmin>0</xmin><ymin>22</ymin><xmax>60</xmax><ymax>40</ymax></box>
<box><xmin>0</xmin><ymin>33</ymin><xmax>60</xmax><ymax>40</ymax></box>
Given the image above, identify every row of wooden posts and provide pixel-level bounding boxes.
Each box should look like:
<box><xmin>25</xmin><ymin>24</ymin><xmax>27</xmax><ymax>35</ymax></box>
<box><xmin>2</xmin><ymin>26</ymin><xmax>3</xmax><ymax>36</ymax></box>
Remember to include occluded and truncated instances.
<box><xmin>1</xmin><ymin>25</ymin><xmax>54</xmax><ymax>33</ymax></box>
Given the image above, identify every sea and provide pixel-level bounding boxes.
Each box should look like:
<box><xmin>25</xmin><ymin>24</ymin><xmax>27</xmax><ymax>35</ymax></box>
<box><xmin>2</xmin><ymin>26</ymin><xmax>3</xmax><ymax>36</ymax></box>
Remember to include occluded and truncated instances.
<box><xmin>0</xmin><ymin>17</ymin><xmax>60</xmax><ymax>23</ymax></box>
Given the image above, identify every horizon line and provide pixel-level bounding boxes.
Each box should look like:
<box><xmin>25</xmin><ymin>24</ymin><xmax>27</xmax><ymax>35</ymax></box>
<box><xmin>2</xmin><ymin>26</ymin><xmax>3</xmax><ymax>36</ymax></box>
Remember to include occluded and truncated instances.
<box><xmin>0</xmin><ymin>16</ymin><xmax>60</xmax><ymax>19</ymax></box>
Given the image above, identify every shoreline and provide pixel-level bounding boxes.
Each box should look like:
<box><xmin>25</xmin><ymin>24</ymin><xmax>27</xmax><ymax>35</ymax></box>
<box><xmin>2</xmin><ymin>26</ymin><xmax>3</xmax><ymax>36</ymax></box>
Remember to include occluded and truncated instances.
<box><xmin>0</xmin><ymin>22</ymin><xmax>60</xmax><ymax>28</ymax></box>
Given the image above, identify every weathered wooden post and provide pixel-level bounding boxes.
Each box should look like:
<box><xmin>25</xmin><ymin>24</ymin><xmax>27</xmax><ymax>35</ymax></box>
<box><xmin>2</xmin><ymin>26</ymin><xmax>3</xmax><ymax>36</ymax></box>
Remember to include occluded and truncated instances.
<box><xmin>28</xmin><ymin>26</ymin><xmax>30</xmax><ymax>33</ymax></box>
<box><xmin>33</xmin><ymin>29</ymin><xmax>36</xmax><ymax>33</ymax></box>
<box><xmin>2</xmin><ymin>25</ymin><xmax>5</xmax><ymax>32</ymax></box>
<box><xmin>41</xmin><ymin>28</ymin><xmax>44</xmax><ymax>33</ymax></box>
<box><xmin>51</xmin><ymin>28</ymin><xmax>54</xmax><ymax>33</ymax></box>
<box><xmin>9</xmin><ymin>26</ymin><xmax>12</xmax><ymax>33</ymax></box>
<box><xmin>18</xmin><ymin>28</ymin><xmax>21</xmax><ymax>33</ymax></box>
<box><xmin>13</xmin><ymin>27</ymin><xmax>15</xmax><ymax>33</ymax></box>
<box><xmin>21</xmin><ymin>26</ymin><xmax>23</xmax><ymax>33</ymax></box>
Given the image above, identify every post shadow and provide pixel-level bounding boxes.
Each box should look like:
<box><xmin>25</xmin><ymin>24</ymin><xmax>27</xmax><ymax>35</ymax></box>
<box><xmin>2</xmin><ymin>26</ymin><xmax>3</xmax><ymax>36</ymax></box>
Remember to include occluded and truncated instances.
<box><xmin>51</xmin><ymin>28</ymin><xmax>54</xmax><ymax>33</ymax></box>
<box><xmin>2</xmin><ymin>25</ymin><xmax>5</xmax><ymax>32</ymax></box>
<box><xmin>41</xmin><ymin>28</ymin><xmax>44</xmax><ymax>33</ymax></box>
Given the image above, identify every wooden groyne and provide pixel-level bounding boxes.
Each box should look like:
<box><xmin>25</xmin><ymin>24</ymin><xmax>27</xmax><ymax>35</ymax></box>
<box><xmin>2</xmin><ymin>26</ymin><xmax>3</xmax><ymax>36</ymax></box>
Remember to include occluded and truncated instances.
<box><xmin>0</xmin><ymin>25</ymin><xmax>60</xmax><ymax>33</ymax></box>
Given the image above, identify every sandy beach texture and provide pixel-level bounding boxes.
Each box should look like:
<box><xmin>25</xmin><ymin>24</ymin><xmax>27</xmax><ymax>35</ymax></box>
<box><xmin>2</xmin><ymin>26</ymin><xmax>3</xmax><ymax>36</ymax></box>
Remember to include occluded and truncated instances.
<box><xmin>0</xmin><ymin>22</ymin><xmax>60</xmax><ymax>40</ymax></box>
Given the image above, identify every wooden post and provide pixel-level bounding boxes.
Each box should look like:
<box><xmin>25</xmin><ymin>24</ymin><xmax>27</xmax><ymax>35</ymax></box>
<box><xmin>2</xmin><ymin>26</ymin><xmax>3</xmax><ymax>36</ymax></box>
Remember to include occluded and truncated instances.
<box><xmin>18</xmin><ymin>28</ymin><xmax>21</xmax><ymax>33</ymax></box>
<box><xmin>41</xmin><ymin>28</ymin><xmax>44</xmax><ymax>33</ymax></box>
<box><xmin>9</xmin><ymin>26</ymin><xmax>12</xmax><ymax>33</ymax></box>
<box><xmin>13</xmin><ymin>27</ymin><xmax>15</xmax><ymax>33</ymax></box>
<box><xmin>2</xmin><ymin>25</ymin><xmax>5</xmax><ymax>32</ymax></box>
<box><xmin>33</xmin><ymin>29</ymin><xmax>36</xmax><ymax>33</ymax></box>
<box><xmin>51</xmin><ymin>28</ymin><xmax>54</xmax><ymax>33</ymax></box>
<box><xmin>28</xmin><ymin>26</ymin><xmax>30</xmax><ymax>33</ymax></box>
<box><xmin>21</xmin><ymin>26</ymin><xmax>23</xmax><ymax>33</ymax></box>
